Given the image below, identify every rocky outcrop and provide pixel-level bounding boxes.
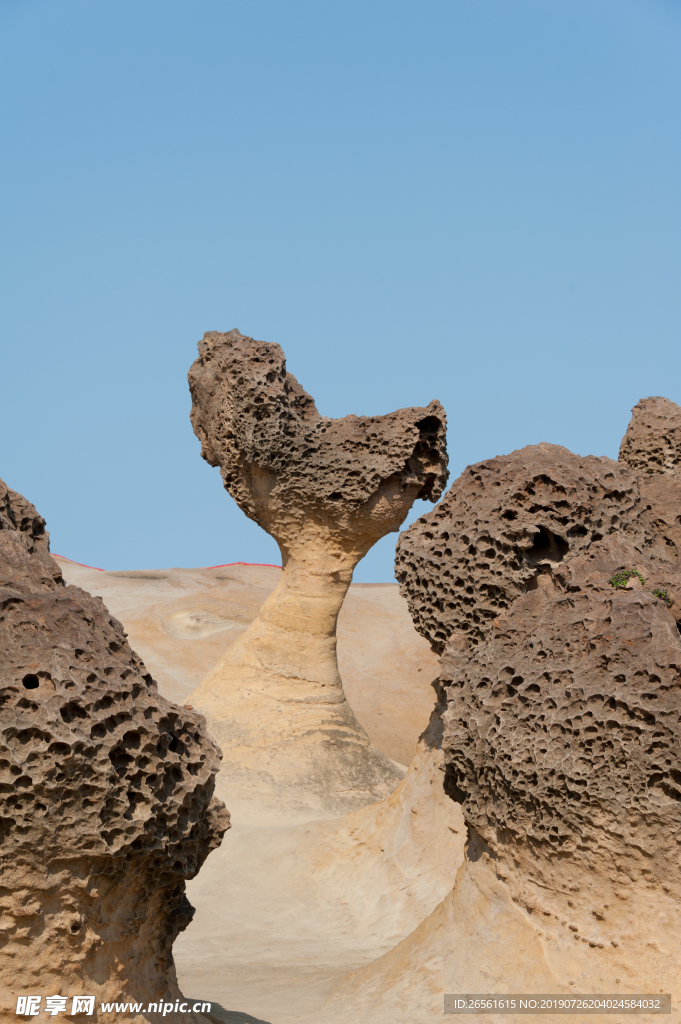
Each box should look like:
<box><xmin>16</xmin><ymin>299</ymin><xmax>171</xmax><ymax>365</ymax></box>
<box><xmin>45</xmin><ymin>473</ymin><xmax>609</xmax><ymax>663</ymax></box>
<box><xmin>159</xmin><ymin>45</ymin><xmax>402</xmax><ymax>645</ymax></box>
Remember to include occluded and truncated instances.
<box><xmin>439</xmin><ymin>546</ymin><xmax>681</xmax><ymax>997</ymax></box>
<box><xmin>395</xmin><ymin>442</ymin><xmax>661</xmax><ymax>655</ymax></box>
<box><xmin>0</xmin><ymin>480</ymin><xmax>229</xmax><ymax>1023</ymax></box>
<box><xmin>187</xmin><ymin>330</ymin><xmax>448</xmax><ymax>822</ymax></box>
<box><xmin>619</xmin><ymin>396</ymin><xmax>681</xmax><ymax>560</ymax></box>
<box><xmin>0</xmin><ymin>479</ymin><xmax>64</xmax><ymax>588</ymax></box>
<box><xmin>334</xmin><ymin>435</ymin><xmax>681</xmax><ymax>1021</ymax></box>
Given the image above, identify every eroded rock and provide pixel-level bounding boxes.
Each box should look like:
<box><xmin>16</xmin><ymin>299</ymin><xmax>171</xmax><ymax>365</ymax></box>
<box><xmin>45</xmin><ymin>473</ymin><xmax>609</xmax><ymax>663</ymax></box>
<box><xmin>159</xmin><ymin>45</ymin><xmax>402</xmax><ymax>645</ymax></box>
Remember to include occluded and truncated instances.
<box><xmin>395</xmin><ymin>442</ymin><xmax>658</xmax><ymax>654</ymax></box>
<box><xmin>187</xmin><ymin>329</ymin><xmax>448</xmax><ymax>822</ymax></box>
<box><xmin>620</xmin><ymin>396</ymin><xmax>681</xmax><ymax>560</ymax></box>
<box><xmin>189</xmin><ymin>329</ymin><xmax>448</xmax><ymax>562</ymax></box>
<box><xmin>354</xmin><ymin>437</ymin><xmax>681</xmax><ymax>1020</ymax></box>
<box><xmin>0</xmin><ymin>480</ymin><xmax>228</xmax><ymax>1022</ymax></box>
<box><xmin>441</xmin><ymin>549</ymin><xmax>681</xmax><ymax>977</ymax></box>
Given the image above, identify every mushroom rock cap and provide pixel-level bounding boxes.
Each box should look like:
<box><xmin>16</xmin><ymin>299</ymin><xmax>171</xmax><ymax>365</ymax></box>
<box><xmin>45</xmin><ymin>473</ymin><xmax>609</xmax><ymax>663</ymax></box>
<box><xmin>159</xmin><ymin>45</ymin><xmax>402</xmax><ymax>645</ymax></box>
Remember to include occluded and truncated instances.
<box><xmin>620</xmin><ymin>396</ymin><xmax>681</xmax><ymax>560</ymax></box>
<box><xmin>395</xmin><ymin>442</ymin><xmax>659</xmax><ymax>656</ymax></box>
<box><xmin>188</xmin><ymin>329</ymin><xmax>448</xmax><ymax>560</ymax></box>
<box><xmin>0</xmin><ymin>478</ymin><xmax>229</xmax><ymax>1019</ymax></box>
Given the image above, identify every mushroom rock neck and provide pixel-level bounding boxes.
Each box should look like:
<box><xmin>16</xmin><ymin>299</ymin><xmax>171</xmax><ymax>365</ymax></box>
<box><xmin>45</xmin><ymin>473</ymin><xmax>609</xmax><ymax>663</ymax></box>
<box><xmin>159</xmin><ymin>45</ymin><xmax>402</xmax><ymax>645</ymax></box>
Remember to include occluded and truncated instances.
<box><xmin>240</xmin><ymin>553</ymin><xmax>353</xmax><ymax>699</ymax></box>
<box><xmin>188</xmin><ymin>548</ymin><xmax>407</xmax><ymax>823</ymax></box>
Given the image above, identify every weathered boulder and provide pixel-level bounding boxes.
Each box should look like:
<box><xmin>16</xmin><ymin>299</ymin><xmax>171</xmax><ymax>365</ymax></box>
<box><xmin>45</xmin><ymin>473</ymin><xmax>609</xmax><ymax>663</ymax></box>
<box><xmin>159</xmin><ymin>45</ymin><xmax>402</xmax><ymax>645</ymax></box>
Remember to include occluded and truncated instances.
<box><xmin>0</xmin><ymin>481</ymin><xmax>229</xmax><ymax>1023</ymax></box>
<box><xmin>619</xmin><ymin>396</ymin><xmax>681</xmax><ymax>560</ymax></box>
<box><xmin>187</xmin><ymin>329</ymin><xmax>448</xmax><ymax>822</ymax></box>
<box><xmin>439</xmin><ymin>546</ymin><xmax>681</xmax><ymax>999</ymax></box>
<box><xmin>342</xmin><ymin>438</ymin><xmax>681</xmax><ymax>1021</ymax></box>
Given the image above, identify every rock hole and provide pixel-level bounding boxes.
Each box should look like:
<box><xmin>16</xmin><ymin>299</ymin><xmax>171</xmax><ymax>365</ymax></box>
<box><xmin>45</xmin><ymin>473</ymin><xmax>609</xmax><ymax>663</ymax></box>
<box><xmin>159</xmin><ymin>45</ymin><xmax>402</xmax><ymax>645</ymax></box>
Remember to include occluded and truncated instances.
<box><xmin>22</xmin><ymin>674</ymin><xmax>39</xmax><ymax>690</ymax></box>
<box><xmin>60</xmin><ymin>702</ymin><xmax>88</xmax><ymax>723</ymax></box>
<box><xmin>48</xmin><ymin>742</ymin><xmax>72</xmax><ymax>758</ymax></box>
<box><xmin>526</xmin><ymin>526</ymin><xmax>569</xmax><ymax>564</ymax></box>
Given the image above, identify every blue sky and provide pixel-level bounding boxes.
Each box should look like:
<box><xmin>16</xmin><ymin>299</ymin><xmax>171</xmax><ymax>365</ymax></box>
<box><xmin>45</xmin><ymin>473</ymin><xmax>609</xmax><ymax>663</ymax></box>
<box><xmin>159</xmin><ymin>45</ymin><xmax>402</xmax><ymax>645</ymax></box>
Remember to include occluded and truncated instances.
<box><xmin>1</xmin><ymin>0</ymin><xmax>680</xmax><ymax>581</ymax></box>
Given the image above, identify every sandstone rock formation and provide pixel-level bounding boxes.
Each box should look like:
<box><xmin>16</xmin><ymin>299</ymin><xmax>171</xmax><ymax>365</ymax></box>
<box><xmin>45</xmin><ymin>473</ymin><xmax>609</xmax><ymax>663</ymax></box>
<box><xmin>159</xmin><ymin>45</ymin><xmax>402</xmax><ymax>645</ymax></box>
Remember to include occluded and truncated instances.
<box><xmin>186</xmin><ymin>329</ymin><xmax>448</xmax><ymax>822</ymax></box>
<box><xmin>327</xmin><ymin>435</ymin><xmax>681</xmax><ymax>1021</ymax></box>
<box><xmin>0</xmin><ymin>481</ymin><xmax>229</xmax><ymax>1023</ymax></box>
<box><xmin>619</xmin><ymin>395</ymin><xmax>681</xmax><ymax>561</ymax></box>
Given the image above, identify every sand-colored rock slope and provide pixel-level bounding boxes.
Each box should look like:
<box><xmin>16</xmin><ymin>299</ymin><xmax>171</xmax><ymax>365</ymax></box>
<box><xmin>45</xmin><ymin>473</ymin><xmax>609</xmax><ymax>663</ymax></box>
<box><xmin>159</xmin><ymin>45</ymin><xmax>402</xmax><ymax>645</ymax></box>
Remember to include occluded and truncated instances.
<box><xmin>0</xmin><ymin>481</ymin><xmax>228</xmax><ymax>1024</ymax></box>
<box><xmin>185</xmin><ymin>329</ymin><xmax>448</xmax><ymax>823</ymax></box>
<box><xmin>51</xmin><ymin>560</ymin><xmax>440</xmax><ymax>772</ymax></box>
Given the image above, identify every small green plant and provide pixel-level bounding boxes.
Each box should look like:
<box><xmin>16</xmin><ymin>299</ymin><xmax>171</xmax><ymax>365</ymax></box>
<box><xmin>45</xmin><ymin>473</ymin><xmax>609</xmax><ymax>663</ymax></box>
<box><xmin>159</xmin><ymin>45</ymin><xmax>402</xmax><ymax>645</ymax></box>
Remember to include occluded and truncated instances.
<box><xmin>608</xmin><ymin>568</ymin><xmax>674</xmax><ymax>607</ymax></box>
<box><xmin>608</xmin><ymin>568</ymin><xmax>645</xmax><ymax>589</ymax></box>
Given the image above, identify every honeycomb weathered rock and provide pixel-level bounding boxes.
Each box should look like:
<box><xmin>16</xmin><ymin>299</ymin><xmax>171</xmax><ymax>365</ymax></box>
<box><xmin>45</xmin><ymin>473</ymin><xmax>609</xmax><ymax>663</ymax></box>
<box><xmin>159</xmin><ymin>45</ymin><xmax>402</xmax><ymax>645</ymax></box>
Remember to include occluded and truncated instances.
<box><xmin>395</xmin><ymin>442</ymin><xmax>658</xmax><ymax>655</ymax></box>
<box><xmin>442</xmin><ymin>548</ymin><xmax>681</xmax><ymax>882</ymax></box>
<box><xmin>619</xmin><ymin>395</ymin><xmax>681</xmax><ymax>474</ymax></box>
<box><xmin>0</xmin><ymin>479</ymin><xmax>229</xmax><ymax>1022</ymax></box>
<box><xmin>189</xmin><ymin>329</ymin><xmax>448</xmax><ymax>561</ymax></box>
<box><xmin>620</xmin><ymin>396</ymin><xmax>681</xmax><ymax>560</ymax></box>
<box><xmin>389</xmin><ymin>432</ymin><xmax>681</xmax><ymax>1005</ymax></box>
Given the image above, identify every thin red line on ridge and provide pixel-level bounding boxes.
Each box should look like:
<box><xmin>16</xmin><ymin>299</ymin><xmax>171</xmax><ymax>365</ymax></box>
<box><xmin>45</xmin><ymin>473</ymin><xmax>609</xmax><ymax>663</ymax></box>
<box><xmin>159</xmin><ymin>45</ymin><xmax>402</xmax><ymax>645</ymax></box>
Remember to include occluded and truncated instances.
<box><xmin>53</xmin><ymin>555</ymin><xmax>105</xmax><ymax>571</ymax></box>
<box><xmin>52</xmin><ymin>555</ymin><xmax>282</xmax><ymax>572</ymax></box>
<box><xmin>206</xmin><ymin>562</ymin><xmax>282</xmax><ymax>569</ymax></box>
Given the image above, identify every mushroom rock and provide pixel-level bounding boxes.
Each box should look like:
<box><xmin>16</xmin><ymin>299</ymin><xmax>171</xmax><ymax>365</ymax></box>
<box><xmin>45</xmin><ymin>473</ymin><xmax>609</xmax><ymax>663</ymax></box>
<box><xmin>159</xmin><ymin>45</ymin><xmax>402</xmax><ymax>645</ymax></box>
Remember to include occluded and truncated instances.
<box><xmin>0</xmin><ymin>480</ymin><xmax>229</xmax><ymax>1023</ymax></box>
<box><xmin>327</xmin><ymin>441</ymin><xmax>681</xmax><ymax>1021</ymax></box>
<box><xmin>186</xmin><ymin>329</ymin><xmax>448</xmax><ymax>822</ymax></box>
<box><xmin>619</xmin><ymin>396</ymin><xmax>681</xmax><ymax>560</ymax></box>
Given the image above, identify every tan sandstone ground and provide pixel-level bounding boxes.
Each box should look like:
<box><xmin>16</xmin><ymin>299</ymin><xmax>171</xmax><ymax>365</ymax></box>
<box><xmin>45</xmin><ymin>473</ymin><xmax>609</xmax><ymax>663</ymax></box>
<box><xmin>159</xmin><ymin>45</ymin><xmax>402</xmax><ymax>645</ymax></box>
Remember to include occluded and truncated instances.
<box><xmin>54</xmin><ymin>557</ymin><xmax>458</xmax><ymax>1024</ymax></box>
<box><xmin>53</xmin><ymin>559</ymin><xmax>438</xmax><ymax>770</ymax></box>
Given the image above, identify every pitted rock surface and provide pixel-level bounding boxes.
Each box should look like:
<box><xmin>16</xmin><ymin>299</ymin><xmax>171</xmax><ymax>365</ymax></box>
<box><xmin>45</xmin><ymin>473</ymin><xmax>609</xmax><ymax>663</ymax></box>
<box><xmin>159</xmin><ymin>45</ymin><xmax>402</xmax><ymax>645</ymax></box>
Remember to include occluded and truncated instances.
<box><xmin>0</xmin><ymin>478</ymin><xmax>229</xmax><ymax>1019</ymax></box>
<box><xmin>395</xmin><ymin>443</ymin><xmax>659</xmax><ymax>655</ymax></box>
<box><xmin>619</xmin><ymin>396</ymin><xmax>681</xmax><ymax>474</ymax></box>
<box><xmin>381</xmin><ymin>433</ymin><xmax>681</xmax><ymax>1007</ymax></box>
<box><xmin>0</xmin><ymin>479</ymin><xmax>63</xmax><ymax>588</ymax></box>
<box><xmin>620</xmin><ymin>396</ymin><xmax>681</xmax><ymax>560</ymax></box>
<box><xmin>188</xmin><ymin>329</ymin><xmax>448</xmax><ymax>556</ymax></box>
<box><xmin>441</xmin><ymin>548</ymin><xmax>681</xmax><ymax>889</ymax></box>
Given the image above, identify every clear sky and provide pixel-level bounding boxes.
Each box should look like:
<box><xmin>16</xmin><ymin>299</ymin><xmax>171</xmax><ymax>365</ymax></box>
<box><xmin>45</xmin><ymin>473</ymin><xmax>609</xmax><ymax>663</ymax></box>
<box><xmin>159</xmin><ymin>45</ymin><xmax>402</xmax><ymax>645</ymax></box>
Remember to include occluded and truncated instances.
<box><xmin>1</xmin><ymin>0</ymin><xmax>680</xmax><ymax>581</ymax></box>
